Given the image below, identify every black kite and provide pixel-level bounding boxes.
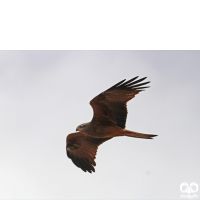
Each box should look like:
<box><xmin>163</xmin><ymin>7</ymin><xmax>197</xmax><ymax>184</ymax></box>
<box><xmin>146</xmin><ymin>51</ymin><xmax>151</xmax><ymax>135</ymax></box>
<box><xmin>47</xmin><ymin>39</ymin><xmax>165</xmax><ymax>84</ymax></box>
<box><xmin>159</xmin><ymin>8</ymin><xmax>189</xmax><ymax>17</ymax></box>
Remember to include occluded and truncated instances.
<box><xmin>66</xmin><ymin>77</ymin><xmax>157</xmax><ymax>173</ymax></box>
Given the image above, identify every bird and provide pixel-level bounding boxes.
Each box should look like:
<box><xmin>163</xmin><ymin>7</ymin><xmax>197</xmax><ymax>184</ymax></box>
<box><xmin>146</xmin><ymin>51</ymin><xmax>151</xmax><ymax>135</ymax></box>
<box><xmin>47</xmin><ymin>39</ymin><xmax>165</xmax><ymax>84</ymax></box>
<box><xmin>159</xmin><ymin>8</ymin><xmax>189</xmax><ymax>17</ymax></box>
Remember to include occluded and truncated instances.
<box><xmin>66</xmin><ymin>76</ymin><xmax>157</xmax><ymax>173</ymax></box>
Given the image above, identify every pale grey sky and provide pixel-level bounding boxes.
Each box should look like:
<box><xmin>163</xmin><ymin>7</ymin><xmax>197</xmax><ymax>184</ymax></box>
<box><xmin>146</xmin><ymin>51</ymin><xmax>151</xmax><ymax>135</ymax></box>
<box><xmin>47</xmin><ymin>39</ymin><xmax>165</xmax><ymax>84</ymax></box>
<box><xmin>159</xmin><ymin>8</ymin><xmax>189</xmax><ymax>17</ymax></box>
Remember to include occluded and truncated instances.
<box><xmin>0</xmin><ymin>51</ymin><xmax>200</xmax><ymax>199</ymax></box>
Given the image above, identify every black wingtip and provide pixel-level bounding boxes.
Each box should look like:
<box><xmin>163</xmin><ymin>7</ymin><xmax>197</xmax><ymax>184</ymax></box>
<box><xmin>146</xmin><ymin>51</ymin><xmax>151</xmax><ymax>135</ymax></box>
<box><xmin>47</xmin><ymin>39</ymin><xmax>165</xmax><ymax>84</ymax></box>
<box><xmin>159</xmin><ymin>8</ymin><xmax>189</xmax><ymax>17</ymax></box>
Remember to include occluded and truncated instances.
<box><xmin>123</xmin><ymin>77</ymin><xmax>139</xmax><ymax>86</ymax></box>
<box><xmin>107</xmin><ymin>79</ymin><xmax>126</xmax><ymax>91</ymax></box>
<box><xmin>106</xmin><ymin>76</ymin><xmax>150</xmax><ymax>92</ymax></box>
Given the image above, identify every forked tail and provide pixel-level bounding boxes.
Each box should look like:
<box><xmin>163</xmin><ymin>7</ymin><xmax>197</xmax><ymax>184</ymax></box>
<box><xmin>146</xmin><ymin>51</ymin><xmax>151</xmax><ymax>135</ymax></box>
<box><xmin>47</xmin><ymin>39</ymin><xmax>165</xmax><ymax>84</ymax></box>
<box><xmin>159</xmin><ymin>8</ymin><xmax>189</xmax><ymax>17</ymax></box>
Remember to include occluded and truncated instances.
<box><xmin>123</xmin><ymin>129</ymin><xmax>157</xmax><ymax>139</ymax></box>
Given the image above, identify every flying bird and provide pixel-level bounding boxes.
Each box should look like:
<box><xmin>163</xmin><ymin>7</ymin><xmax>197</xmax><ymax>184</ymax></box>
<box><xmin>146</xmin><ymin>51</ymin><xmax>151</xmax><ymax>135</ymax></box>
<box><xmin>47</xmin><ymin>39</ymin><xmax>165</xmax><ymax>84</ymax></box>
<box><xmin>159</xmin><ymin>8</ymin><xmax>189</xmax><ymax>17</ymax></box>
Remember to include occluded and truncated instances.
<box><xmin>66</xmin><ymin>77</ymin><xmax>157</xmax><ymax>173</ymax></box>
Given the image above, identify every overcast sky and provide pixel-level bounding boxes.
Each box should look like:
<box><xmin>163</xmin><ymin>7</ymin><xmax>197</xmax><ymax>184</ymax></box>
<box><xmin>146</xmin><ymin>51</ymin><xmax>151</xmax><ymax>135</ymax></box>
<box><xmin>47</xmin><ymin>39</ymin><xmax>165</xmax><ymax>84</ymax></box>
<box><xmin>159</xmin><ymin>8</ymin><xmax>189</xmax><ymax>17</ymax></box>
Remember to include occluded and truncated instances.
<box><xmin>0</xmin><ymin>51</ymin><xmax>200</xmax><ymax>199</ymax></box>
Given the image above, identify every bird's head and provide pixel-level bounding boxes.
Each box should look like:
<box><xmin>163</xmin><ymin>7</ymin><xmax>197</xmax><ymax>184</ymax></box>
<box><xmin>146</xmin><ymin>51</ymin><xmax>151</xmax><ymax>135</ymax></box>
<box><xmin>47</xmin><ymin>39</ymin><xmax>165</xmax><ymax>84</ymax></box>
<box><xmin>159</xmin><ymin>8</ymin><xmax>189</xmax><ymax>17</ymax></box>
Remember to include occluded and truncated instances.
<box><xmin>76</xmin><ymin>122</ymin><xmax>90</xmax><ymax>132</ymax></box>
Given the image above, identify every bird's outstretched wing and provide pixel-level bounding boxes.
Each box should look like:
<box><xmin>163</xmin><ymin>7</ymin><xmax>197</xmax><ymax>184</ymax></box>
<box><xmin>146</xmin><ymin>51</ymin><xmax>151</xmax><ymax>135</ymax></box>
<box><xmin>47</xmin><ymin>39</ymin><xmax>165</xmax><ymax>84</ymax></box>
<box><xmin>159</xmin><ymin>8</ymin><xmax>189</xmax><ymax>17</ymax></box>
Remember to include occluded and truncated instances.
<box><xmin>66</xmin><ymin>132</ymin><xmax>111</xmax><ymax>173</ymax></box>
<box><xmin>90</xmin><ymin>76</ymin><xmax>150</xmax><ymax>129</ymax></box>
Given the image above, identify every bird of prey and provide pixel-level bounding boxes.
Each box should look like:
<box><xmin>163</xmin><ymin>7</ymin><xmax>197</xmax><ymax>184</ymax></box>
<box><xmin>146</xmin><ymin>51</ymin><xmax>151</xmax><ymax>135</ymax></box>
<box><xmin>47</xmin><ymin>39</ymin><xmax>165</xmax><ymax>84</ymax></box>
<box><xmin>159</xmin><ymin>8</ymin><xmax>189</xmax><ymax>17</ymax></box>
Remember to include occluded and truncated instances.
<box><xmin>66</xmin><ymin>77</ymin><xmax>157</xmax><ymax>173</ymax></box>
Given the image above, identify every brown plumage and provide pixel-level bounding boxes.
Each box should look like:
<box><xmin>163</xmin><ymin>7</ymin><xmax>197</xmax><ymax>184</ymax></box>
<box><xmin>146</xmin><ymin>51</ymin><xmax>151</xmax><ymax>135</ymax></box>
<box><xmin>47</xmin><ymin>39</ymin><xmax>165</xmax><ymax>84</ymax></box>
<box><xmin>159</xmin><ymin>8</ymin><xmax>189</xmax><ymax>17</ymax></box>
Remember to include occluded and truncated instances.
<box><xmin>66</xmin><ymin>77</ymin><xmax>157</xmax><ymax>173</ymax></box>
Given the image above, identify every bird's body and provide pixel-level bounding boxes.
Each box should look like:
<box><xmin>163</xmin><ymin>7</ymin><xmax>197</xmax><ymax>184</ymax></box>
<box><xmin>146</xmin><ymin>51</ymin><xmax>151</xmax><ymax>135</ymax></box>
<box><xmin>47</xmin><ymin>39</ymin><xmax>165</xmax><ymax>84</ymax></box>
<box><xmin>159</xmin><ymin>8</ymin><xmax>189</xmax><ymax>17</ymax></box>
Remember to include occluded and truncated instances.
<box><xmin>66</xmin><ymin>77</ymin><xmax>157</xmax><ymax>173</ymax></box>
<box><xmin>78</xmin><ymin>122</ymin><xmax>122</xmax><ymax>138</ymax></box>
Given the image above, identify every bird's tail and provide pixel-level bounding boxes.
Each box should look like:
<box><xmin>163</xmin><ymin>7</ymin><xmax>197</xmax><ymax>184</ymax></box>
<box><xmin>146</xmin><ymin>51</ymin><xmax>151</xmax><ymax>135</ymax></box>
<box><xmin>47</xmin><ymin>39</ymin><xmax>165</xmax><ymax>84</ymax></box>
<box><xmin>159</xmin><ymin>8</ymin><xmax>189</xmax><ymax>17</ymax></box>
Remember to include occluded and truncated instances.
<box><xmin>123</xmin><ymin>129</ymin><xmax>157</xmax><ymax>139</ymax></box>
